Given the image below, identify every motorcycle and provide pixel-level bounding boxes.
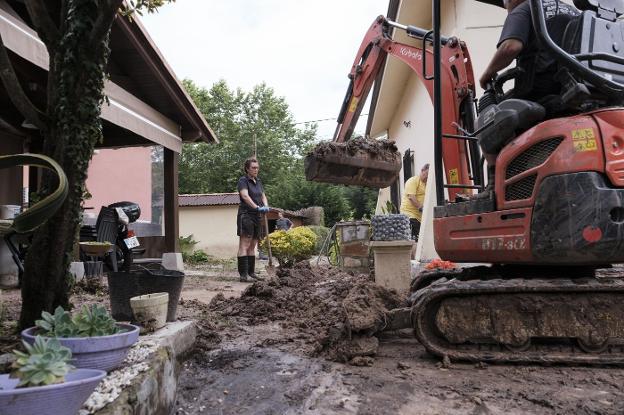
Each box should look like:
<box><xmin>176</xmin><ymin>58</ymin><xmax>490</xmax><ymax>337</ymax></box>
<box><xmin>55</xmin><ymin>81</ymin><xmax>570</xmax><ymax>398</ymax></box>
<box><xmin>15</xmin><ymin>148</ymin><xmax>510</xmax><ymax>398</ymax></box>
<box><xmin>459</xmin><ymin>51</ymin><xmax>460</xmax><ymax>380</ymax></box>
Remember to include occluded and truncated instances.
<box><xmin>80</xmin><ymin>201</ymin><xmax>143</xmax><ymax>272</ymax></box>
<box><xmin>108</xmin><ymin>201</ymin><xmax>143</xmax><ymax>271</ymax></box>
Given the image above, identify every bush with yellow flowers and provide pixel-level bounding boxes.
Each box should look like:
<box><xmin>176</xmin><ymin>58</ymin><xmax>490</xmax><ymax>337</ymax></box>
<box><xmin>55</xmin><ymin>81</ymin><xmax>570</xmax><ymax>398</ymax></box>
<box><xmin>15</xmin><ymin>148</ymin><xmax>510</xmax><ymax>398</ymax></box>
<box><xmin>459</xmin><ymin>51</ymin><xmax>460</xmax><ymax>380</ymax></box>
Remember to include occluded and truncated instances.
<box><xmin>260</xmin><ymin>226</ymin><xmax>317</xmax><ymax>267</ymax></box>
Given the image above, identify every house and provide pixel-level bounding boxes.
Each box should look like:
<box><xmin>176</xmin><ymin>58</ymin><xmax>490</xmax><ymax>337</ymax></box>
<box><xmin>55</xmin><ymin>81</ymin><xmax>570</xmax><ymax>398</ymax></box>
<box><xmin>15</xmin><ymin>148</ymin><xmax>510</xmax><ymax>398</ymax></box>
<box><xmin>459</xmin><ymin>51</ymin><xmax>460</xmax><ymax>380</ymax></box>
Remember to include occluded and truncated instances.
<box><xmin>0</xmin><ymin>0</ymin><xmax>217</xmax><ymax>268</ymax></box>
<box><xmin>179</xmin><ymin>193</ymin><xmax>305</xmax><ymax>259</ymax></box>
<box><xmin>366</xmin><ymin>0</ymin><xmax>506</xmax><ymax>260</ymax></box>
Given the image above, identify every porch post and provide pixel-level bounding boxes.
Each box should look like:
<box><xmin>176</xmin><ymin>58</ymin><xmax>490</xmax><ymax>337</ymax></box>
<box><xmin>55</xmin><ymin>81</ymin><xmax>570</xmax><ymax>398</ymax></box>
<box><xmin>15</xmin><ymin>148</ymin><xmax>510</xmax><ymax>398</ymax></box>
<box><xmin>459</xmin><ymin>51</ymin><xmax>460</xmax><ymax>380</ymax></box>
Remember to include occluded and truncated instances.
<box><xmin>164</xmin><ymin>148</ymin><xmax>180</xmax><ymax>252</ymax></box>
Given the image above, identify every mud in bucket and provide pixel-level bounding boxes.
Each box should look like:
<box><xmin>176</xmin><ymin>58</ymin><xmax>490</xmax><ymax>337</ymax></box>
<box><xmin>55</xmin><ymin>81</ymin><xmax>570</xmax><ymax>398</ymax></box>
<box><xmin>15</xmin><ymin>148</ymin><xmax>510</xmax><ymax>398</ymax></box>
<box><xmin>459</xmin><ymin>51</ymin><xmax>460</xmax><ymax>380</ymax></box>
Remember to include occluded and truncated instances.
<box><xmin>108</xmin><ymin>265</ymin><xmax>184</xmax><ymax>322</ymax></box>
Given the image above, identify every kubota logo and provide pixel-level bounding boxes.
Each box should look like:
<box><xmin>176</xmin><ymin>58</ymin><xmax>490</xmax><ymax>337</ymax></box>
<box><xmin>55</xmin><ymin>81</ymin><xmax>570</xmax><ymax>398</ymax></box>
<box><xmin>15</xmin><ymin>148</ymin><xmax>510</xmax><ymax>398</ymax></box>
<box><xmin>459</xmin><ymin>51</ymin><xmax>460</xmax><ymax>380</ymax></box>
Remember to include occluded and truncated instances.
<box><xmin>399</xmin><ymin>47</ymin><xmax>422</xmax><ymax>61</ymax></box>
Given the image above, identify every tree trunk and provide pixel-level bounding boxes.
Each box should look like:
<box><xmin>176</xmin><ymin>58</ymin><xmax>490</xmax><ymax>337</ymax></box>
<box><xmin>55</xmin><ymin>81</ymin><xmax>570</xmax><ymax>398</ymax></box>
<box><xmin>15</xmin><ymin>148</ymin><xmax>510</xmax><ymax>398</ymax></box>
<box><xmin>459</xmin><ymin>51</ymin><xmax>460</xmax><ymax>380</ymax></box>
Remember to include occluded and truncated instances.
<box><xmin>19</xmin><ymin>2</ymin><xmax>112</xmax><ymax>329</ymax></box>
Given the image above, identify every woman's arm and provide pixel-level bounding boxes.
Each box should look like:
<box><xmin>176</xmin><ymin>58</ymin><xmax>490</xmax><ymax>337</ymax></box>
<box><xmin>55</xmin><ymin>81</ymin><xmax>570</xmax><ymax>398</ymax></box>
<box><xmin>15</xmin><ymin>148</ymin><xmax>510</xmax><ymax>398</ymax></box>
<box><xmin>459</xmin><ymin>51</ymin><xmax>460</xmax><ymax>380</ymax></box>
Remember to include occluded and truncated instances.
<box><xmin>239</xmin><ymin>188</ymin><xmax>259</xmax><ymax>210</ymax></box>
<box><xmin>262</xmin><ymin>193</ymin><xmax>268</xmax><ymax>208</ymax></box>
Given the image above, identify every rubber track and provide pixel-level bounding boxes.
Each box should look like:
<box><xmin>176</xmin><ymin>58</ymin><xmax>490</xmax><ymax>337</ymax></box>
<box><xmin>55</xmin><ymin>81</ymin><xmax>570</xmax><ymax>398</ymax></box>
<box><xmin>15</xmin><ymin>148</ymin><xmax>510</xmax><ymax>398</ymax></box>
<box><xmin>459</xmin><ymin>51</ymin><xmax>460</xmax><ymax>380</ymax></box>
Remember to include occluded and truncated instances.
<box><xmin>412</xmin><ymin>277</ymin><xmax>624</xmax><ymax>365</ymax></box>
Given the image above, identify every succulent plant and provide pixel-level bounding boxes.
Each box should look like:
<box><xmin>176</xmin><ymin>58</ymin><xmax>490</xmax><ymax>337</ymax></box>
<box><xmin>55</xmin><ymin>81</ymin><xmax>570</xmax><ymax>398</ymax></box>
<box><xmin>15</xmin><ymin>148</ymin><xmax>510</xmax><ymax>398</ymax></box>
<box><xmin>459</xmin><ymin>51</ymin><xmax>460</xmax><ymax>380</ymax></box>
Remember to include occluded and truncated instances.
<box><xmin>35</xmin><ymin>305</ymin><xmax>121</xmax><ymax>338</ymax></box>
<box><xmin>72</xmin><ymin>304</ymin><xmax>121</xmax><ymax>337</ymax></box>
<box><xmin>35</xmin><ymin>306</ymin><xmax>78</xmax><ymax>337</ymax></box>
<box><xmin>10</xmin><ymin>336</ymin><xmax>74</xmax><ymax>388</ymax></box>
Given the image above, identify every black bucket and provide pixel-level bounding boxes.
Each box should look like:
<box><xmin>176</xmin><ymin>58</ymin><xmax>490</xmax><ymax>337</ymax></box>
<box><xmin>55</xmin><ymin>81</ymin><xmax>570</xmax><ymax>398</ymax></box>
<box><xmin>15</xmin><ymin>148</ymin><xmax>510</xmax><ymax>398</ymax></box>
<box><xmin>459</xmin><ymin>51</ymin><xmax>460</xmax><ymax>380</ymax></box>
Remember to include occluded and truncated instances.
<box><xmin>108</xmin><ymin>265</ymin><xmax>185</xmax><ymax>322</ymax></box>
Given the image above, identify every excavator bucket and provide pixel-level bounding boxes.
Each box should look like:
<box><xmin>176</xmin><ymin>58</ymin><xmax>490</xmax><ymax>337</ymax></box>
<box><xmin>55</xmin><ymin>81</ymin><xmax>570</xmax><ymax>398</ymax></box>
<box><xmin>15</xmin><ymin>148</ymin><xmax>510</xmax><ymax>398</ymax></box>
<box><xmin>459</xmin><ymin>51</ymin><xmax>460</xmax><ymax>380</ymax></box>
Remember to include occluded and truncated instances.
<box><xmin>304</xmin><ymin>138</ymin><xmax>402</xmax><ymax>188</ymax></box>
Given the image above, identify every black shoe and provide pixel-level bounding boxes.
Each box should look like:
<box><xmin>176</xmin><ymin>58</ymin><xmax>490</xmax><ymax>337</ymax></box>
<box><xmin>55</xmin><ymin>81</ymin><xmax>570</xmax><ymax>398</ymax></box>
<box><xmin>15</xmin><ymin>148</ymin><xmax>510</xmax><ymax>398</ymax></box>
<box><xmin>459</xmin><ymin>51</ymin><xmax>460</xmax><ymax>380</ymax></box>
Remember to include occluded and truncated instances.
<box><xmin>246</xmin><ymin>256</ymin><xmax>264</xmax><ymax>281</ymax></box>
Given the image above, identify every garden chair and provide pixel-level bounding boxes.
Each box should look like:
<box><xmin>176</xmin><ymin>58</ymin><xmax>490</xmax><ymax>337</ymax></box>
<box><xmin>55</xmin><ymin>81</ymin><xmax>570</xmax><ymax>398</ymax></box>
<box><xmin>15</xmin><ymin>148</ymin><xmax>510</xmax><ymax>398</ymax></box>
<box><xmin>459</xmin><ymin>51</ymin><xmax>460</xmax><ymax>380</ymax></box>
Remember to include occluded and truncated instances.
<box><xmin>0</xmin><ymin>154</ymin><xmax>68</xmax><ymax>285</ymax></box>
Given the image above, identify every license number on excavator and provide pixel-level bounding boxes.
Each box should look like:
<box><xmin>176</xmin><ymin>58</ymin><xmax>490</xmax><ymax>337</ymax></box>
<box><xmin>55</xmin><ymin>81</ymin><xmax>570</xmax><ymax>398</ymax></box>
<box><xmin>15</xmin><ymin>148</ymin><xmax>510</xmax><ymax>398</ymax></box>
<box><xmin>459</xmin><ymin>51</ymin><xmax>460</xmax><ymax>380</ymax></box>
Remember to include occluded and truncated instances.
<box><xmin>481</xmin><ymin>236</ymin><xmax>526</xmax><ymax>251</ymax></box>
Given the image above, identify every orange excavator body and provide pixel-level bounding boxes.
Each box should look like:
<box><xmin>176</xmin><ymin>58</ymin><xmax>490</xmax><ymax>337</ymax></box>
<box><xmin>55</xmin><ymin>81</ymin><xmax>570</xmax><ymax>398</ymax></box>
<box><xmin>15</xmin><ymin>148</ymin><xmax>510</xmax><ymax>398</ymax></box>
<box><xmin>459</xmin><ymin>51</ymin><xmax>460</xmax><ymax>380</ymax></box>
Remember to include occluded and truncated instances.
<box><xmin>306</xmin><ymin>1</ymin><xmax>624</xmax><ymax>364</ymax></box>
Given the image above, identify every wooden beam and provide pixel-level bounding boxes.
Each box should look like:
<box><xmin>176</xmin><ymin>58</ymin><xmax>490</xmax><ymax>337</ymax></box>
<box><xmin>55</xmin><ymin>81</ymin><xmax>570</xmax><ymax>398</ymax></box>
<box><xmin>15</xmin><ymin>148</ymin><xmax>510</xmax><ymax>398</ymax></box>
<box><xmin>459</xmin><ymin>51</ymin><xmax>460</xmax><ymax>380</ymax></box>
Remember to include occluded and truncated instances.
<box><xmin>163</xmin><ymin>148</ymin><xmax>179</xmax><ymax>252</ymax></box>
<box><xmin>0</xmin><ymin>6</ymin><xmax>184</xmax><ymax>151</ymax></box>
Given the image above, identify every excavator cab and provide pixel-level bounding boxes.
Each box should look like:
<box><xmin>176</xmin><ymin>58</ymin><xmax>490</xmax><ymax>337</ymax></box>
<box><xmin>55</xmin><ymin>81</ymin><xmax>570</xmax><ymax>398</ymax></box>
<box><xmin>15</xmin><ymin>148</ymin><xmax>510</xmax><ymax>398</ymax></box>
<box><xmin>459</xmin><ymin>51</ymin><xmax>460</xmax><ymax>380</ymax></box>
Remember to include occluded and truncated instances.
<box><xmin>476</xmin><ymin>0</ymin><xmax>624</xmax><ymax>158</ymax></box>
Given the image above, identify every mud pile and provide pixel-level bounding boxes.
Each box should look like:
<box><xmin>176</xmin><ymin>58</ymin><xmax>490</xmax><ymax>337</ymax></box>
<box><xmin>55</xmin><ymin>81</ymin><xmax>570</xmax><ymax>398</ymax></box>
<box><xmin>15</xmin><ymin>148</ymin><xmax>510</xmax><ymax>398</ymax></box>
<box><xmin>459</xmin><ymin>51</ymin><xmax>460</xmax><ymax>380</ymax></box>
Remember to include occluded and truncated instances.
<box><xmin>304</xmin><ymin>137</ymin><xmax>402</xmax><ymax>188</ymax></box>
<box><xmin>309</xmin><ymin>137</ymin><xmax>400</xmax><ymax>162</ymax></box>
<box><xmin>209</xmin><ymin>262</ymin><xmax>406</xmax><ymax>364</ymax></box>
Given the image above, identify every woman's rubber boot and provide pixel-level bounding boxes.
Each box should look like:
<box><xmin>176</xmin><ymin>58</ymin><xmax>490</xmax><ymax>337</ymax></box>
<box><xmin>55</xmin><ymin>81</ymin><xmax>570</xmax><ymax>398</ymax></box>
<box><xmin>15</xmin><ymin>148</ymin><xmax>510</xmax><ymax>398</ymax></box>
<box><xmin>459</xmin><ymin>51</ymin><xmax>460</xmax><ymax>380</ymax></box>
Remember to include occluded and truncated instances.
<box><xmin>247</xmin><ymin>255</ymin><xmax>264</xmax><ymax>281</ymax></box>
<box><xmin>238</xmin><ymin>256</ymin><xmax>252</xmax><ymax>282</ymax></box>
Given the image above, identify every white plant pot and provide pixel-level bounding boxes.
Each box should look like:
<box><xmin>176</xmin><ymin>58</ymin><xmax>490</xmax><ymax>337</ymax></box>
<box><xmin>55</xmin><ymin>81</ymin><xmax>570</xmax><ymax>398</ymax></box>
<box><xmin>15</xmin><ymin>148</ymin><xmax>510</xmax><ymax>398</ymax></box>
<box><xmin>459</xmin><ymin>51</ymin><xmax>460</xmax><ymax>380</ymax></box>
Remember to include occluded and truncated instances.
<box><xmin>129</xmin><ymin>292</ymin><xmax>168</xmax><ymax>332</ymax></box>
<box><xmin>69</xmin><ymin>262</ymin><xmax>85</xmax><ymax>282</ymax></box>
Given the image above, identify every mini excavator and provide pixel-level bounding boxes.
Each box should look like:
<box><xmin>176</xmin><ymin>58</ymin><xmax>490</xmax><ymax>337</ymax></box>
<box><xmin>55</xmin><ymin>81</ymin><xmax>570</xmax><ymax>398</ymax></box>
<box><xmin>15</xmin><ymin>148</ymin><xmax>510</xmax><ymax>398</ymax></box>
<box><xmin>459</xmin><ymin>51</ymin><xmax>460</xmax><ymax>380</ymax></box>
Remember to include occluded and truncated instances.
<box><xmin>305</xmin><ymin>0</ymin><xmax>624</xmax><ymax>364</ymax></box>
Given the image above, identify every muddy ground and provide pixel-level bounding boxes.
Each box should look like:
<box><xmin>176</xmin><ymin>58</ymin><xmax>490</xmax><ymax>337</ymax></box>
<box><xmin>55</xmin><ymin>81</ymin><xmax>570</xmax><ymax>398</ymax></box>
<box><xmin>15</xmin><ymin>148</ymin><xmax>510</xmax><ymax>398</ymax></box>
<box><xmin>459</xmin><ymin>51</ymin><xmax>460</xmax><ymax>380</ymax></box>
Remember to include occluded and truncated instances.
<box><xmin>174</xmin><ymin>263</ymin><xmax>624</xmax><ymax>415</ymax></box>
<box><xmin>3</xmin><ymin>263</ymin><xmax>624</xmax><ymax>414</ymax></box>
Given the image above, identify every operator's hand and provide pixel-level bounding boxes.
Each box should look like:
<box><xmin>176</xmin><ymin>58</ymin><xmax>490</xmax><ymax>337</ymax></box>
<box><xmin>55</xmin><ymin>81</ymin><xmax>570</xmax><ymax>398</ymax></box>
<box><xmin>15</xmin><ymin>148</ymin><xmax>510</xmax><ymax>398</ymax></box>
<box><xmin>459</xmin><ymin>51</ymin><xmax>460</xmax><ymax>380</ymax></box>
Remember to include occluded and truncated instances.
<box><xmin>257</xmin><ymin>206</ymin><xmax>270</xmax><ymax>213</ymax></box>
<box><xmin>479</xmin><ymin>72</ymin><xmax>493</xmax><ymax>90</ymax></box>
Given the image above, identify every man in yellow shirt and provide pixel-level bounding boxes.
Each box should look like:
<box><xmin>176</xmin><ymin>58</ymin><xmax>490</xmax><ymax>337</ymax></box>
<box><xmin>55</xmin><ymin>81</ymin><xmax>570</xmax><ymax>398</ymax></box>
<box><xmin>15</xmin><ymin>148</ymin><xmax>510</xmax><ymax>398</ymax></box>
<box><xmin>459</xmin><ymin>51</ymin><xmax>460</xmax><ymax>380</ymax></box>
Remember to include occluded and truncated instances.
<box><xmin>400</xmin><ymin>163</ymin><xmax>429</xmax><ymax>242</ymax></box>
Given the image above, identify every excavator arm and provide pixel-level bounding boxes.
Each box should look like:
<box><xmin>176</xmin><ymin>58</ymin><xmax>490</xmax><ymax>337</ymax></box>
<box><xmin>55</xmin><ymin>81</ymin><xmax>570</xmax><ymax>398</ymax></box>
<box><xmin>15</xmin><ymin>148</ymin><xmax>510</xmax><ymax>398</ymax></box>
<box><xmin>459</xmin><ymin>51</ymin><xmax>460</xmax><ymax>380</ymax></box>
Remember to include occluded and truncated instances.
<box><xmin>306</xmin><ymin>16</ymin><xmax>479</xmax><ymax>197</ymax></box>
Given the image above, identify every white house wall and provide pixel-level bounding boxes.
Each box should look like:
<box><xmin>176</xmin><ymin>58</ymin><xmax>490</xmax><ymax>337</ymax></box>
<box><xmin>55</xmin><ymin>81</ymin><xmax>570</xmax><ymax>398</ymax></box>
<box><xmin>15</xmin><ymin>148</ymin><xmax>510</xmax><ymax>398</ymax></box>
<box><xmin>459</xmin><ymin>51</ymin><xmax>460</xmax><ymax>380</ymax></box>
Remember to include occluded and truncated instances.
<box><xmin>376</xmin><ymin>0</ymin><xmax>506</xmax><ymax>261</ymax></box>
<box><xmin>179</xmin><ymin>205</ymin><xmax>239</xmax><ymax>259</ymax></box>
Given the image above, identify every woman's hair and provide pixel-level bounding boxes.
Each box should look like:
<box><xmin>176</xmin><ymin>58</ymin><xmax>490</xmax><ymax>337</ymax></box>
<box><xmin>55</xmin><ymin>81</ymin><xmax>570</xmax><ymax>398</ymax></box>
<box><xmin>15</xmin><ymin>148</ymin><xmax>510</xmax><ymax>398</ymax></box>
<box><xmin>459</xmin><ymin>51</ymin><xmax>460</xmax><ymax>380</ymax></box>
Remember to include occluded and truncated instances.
<box><xmin>243</xmin><ymin>157</ymin><xmax>259</xmax><ymax>174</ymax></box>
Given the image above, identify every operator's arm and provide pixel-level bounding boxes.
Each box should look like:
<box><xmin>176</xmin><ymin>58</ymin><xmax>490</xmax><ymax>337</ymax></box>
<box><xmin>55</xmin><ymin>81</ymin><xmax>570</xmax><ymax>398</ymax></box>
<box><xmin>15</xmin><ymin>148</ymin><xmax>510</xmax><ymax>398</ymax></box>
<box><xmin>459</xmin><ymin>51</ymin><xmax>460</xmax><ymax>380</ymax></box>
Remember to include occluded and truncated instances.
<box><xmin>480</xmin><ymin>1</ymin><xmax>530</xmax><ymax>89</ymax></box>
<box><xmin>261</xmin><ymin>193</ymin><xmax>268</xmax><ymax>208</ymax></box>
<box><xmin>479</xmin><ymin>39</ymin><xmax>523</xmax><ymax>89</ymax></box>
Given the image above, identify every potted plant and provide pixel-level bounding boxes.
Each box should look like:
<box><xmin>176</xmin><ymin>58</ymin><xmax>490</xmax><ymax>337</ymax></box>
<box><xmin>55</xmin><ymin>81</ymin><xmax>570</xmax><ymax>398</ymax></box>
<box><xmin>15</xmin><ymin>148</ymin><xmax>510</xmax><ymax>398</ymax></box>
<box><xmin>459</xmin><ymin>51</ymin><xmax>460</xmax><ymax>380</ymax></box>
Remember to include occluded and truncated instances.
<box><xmin>0</xmin><ymin>336</ymin><xmax>105</xmax><ymax>415</ymax></box>
<box><xmin>21</xmin><ymin>304</ymin><xmax>139</xmax><ymax>372</ymax></box>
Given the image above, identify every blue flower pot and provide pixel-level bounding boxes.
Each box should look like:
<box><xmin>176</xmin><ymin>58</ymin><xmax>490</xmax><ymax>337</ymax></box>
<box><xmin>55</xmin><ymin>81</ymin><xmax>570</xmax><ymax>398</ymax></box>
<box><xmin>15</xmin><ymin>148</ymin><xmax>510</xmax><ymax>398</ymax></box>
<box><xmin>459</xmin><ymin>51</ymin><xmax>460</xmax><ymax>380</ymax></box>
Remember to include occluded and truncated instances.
<box><xmin>21</xmin><ymin>323</ymin><xmax>139</xmax><ymax>372</ymax></box>
<box><xmin>0</xmin><ymin>369</ymin><xmax>105</xmax><ymax>415</ymax></box>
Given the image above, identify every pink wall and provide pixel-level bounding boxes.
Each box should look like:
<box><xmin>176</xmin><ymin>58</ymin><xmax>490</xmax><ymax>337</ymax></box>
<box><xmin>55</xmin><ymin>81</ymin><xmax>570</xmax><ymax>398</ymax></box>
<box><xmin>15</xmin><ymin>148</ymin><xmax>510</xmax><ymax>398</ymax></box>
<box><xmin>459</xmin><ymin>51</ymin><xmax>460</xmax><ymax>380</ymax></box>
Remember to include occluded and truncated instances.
<box><xmin>85</xmin><ymin>147</ymin><xmax>152</xmax><ymax>222</ymax></box>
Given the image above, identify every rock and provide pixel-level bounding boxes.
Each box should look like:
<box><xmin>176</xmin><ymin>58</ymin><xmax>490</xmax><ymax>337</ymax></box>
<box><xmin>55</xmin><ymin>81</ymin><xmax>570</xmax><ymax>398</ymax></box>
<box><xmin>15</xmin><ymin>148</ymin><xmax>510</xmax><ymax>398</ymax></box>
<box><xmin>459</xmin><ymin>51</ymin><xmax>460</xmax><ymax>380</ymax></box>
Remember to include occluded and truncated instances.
<box><xmin>349</xmin><ymin>356</ymin><xmax>375</xmax><ymax>366</ymax></box>
<box><xmin>397</xmin><ymin>361</ymin><xmax>411</xmax><ymax>370</ymax></box>
<box><xmin>347</xmin><ymin>336</ymin><xmax>379</xmax><ymax>357</ymax></box>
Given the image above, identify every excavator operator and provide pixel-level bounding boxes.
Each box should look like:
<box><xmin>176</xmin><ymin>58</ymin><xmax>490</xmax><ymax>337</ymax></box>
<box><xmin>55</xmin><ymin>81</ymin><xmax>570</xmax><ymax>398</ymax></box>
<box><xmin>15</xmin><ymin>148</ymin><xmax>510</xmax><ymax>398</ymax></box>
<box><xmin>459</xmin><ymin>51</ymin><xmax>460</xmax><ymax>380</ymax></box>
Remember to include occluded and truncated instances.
<box><xmin>479</xmin><ymin>0</ymin><xmax>579</xmax><ymax>103</ymax></box>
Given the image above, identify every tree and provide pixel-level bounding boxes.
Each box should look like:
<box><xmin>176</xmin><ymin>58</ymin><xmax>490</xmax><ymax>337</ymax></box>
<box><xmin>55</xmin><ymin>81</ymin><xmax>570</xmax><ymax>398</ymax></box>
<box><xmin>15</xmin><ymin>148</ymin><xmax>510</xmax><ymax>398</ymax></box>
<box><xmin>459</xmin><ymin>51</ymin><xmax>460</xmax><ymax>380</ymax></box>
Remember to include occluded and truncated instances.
<box><xmin>342</xmin><ymin>186</ymin><xmax>378</xmax><ymax>220</ymax></box>
<box><xmin>0</xmin><ymin>0</ymin><xmax>174</xmax><ymax>328</ymax></box>
<box><xmin>180</xmin><ymin>80</ymin><xmax>316</xmax><ymax>194</ymax></box>
<box><xmin>181</xmin><ymin>80</ymin><xmax>378</xmax><ymax>227</ymax></box>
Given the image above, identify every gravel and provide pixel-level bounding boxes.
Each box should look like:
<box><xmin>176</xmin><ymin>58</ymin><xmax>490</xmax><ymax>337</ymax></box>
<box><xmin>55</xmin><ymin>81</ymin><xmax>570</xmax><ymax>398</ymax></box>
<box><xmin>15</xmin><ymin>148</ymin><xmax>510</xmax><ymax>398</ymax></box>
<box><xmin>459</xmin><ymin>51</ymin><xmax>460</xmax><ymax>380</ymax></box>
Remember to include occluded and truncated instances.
<box><xmin>79</xmin><ymin>340</ymin><xmax>159</xmax><ymax>414</ymax></box>
<box><xmin>371</xmin><ymin>214</ymin><xmax>411</xmax><ymax>241</ymax></box>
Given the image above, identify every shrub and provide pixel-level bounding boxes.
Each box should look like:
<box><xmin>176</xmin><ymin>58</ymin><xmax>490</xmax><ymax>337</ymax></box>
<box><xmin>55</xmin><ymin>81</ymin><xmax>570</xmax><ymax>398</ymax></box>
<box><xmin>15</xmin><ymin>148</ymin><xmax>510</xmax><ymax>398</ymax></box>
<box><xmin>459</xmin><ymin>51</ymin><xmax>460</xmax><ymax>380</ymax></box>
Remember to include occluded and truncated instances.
<box><xmin>260</xmin><ymin>226</ymin><xmax>317</xmax><ymax>267</ymax></box>
<box><xmin>184</xmin><ymin>250</ymin><xmax>210</xmax><ymax>264</ymax></box>
<box><xmin>179</xmin><ymin>234</ymin><xmax>198</xmax><ymax>254</ymax></box>
<box><xmin>306</xmin><ymin>225</ymin><xmax>331</xmax><ymax>254</ymax></box>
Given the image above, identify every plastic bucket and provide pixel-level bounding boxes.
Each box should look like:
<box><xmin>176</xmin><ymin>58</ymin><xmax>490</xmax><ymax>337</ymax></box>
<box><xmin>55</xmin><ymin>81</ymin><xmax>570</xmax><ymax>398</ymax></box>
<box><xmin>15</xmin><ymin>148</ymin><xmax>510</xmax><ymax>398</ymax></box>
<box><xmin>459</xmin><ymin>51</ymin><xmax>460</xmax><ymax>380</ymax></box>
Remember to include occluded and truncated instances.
<box><xmin>107</xmin><ymin>266</ymin><xmax>184</xmax><ymax>322</ymax></box>
<box><xmin>130</xmin><ymin>292</ymin><xmax>168</xmax><ymax>331</ymax></box>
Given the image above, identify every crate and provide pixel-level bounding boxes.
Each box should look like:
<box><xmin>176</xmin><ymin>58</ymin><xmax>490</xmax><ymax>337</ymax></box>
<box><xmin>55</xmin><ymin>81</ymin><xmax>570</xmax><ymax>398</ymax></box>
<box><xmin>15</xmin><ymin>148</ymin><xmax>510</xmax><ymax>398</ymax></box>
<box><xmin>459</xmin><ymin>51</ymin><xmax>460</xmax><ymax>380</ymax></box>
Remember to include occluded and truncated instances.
<box><xmin>335</xmin><ymin>220</ymin><xmax>371</xmax><ymax>269</ymax></box>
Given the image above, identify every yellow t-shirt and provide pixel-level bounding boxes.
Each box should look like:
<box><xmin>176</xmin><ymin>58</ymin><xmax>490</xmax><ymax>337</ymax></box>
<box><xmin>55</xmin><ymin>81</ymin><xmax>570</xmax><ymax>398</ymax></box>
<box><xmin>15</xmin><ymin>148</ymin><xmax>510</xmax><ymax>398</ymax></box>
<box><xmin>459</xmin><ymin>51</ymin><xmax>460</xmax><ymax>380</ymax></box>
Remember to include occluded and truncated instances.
<box><xmin>400</xmin><ymin>176</ymin><xmax>425</xmax><ymax>221</ymax></box>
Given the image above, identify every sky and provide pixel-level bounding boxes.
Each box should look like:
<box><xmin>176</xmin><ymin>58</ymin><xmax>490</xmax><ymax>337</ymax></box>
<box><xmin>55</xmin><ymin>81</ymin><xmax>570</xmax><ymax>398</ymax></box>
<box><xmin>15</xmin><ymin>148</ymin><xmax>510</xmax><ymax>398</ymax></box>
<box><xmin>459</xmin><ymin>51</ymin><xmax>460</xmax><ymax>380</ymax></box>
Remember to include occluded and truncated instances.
<box><xmin>141</xmin><ymin>0</ymin><xmax>388</xmax><ymax>141</ymax></box>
